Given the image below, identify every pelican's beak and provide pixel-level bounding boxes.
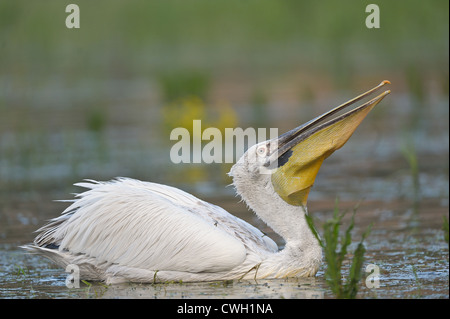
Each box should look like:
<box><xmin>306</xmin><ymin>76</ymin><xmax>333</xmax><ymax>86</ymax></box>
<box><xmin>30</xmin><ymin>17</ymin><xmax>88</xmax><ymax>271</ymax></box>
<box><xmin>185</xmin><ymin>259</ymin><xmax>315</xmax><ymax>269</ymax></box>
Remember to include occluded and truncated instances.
<box><xmin>269</xmin><ymin>81</ymin><xmax>391</xmax><ymax>207</ymax></box>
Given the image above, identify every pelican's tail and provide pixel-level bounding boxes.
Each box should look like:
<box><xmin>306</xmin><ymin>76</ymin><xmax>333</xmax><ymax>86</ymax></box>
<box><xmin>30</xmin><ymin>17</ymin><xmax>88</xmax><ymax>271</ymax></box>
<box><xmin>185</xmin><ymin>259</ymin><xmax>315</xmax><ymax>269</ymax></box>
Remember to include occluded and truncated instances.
<box><xmin>21</xmin><ymin>244</ymin><xmax>69</xmax><ymax>267</ymax></box>
<box><xmin>21</xmin><ymin>244</ymin><xmax>106</xmax><ymax>281</ymax></box>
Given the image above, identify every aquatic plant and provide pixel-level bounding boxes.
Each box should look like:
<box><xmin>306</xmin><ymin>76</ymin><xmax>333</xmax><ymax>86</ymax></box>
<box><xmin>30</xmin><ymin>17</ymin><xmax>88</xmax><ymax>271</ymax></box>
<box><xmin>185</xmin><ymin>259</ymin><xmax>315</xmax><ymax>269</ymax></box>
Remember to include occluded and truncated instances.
<box><xmin>14</xmin><ymin>264</ymin><xmax>29</xmax><ymax>278</ymax></box>
<box><xmin>250</xmin><ymin>88</ymin><xmax>269</xmax><ymax>127</ymax></box>
<box><xmin>411</xmin><ymin>265</ymin><xmax>423</xmax><ymax>297</ymax></box>
<box><xmin>158</xmin><ymin>70</ymin><xmax>210</xmax><ymax>102</ymax></box>
<box><xmin>86</xmin><ymin>107</ymin><xmax>107</xmax><ymax>133</ymax></box>
<box><xmin>443</xmin><ymin>215</ymin><xmax>449</xmax><ymax>244</ymax></box>
<box><xmin>306</xmin><ymin>199</ymin><xmax>371</xmax><ymax>299</ymax></box>
<box><xmin>81</xmin><ymin>280</ymin><xmax>109</xmax><ymax>298</ymax></box>
<box><xmin>401</xmin><ymin>137</ymin><xmax>420</xmax><ymax>205</ymax></box>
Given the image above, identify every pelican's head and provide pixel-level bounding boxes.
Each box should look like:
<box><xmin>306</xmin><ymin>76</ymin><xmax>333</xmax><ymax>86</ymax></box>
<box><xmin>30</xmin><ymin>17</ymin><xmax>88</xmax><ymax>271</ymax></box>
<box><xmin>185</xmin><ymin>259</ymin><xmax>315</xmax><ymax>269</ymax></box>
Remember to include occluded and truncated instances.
<box><xmin>230</xmin><ymin>81</ymin><xmax>391</xmax><ymax>208</ymax></box>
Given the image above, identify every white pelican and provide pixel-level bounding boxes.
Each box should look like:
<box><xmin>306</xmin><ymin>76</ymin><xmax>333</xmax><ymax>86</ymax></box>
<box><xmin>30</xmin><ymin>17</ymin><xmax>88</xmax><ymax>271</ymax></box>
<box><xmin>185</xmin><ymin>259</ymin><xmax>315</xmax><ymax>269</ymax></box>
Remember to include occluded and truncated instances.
<box><xmin>23</xmin><ymin>81</ymin><xmax>390</xmax><ymax>284</ymax></box>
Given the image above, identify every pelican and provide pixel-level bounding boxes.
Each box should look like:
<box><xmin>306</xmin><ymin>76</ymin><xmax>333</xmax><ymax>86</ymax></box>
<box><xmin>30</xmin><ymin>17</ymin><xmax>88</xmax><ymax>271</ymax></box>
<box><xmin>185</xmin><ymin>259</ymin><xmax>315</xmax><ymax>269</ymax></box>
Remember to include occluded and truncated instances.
<box><xmin>23</xmin><ymin>81</ymin><xmax>390</xmax><ymax>284</ymax></box>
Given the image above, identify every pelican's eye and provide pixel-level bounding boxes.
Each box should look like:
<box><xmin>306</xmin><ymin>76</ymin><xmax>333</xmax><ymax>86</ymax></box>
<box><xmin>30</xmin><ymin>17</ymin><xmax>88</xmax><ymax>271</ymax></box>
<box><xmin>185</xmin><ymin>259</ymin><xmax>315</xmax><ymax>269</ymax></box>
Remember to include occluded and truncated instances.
<box><xmin>256</xmin><ymin>145</ymin><xmax>268</xmax><ymax>157</ymax></box>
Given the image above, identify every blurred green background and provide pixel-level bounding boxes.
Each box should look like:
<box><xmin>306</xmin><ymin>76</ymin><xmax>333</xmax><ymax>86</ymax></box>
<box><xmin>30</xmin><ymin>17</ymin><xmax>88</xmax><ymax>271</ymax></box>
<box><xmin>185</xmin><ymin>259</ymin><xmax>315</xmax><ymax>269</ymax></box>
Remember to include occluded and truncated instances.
<box><xmin>0</xmin><ymin>0</ymin><xmax>448</xmax><ymax>199</ymax></box>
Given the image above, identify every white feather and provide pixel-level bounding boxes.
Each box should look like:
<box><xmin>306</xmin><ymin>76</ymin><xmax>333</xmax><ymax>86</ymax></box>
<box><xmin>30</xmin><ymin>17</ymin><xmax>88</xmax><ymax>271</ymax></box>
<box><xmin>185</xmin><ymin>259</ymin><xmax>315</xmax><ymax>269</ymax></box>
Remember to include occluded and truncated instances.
<box><xmin>24</xmin><ymin>177</ymin><xmax>292</xmax><ymax>283</ymax></box>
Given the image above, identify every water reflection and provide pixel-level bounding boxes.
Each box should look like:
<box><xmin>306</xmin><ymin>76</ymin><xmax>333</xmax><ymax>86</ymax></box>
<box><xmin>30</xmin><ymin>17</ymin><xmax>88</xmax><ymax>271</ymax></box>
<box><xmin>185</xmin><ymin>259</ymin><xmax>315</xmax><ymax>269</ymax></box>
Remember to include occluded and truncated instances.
<box><xmin>86</xmin><ymin>278</ymin><xmax>325</xmax><ymax>299</ymax></box>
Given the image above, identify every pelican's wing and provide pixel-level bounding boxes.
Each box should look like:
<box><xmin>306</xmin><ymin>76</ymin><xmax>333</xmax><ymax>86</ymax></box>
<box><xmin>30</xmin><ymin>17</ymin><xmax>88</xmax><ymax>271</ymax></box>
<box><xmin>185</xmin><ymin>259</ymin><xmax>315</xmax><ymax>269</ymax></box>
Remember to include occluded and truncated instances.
<box><xmin>120</xmin><ymin>178</ymin><xmax>278</xmax><ymax>253</ymax></box>
<box><xmin>34</xmin><ymin>178</ymin><xmax>274</xmax><ymax>273</ymax></box>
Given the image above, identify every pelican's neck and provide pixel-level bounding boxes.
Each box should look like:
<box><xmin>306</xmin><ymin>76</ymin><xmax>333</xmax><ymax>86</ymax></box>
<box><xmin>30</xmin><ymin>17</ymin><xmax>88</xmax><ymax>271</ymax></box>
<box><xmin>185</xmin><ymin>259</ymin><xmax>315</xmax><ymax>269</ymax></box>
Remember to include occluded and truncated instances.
<box><xmin>234</xmin><ymin>178</ymin><xmax>322</xmax><ymax>277</ymax></box>
<box><xmin>231</xmin><ymin>171</ymin><xmax>323</xmax><ymax>277</ymax></box>
<box><xmin>234</xmin><ymin>178</ymin><xmax>320</xmax><ymax>251</ymax></box>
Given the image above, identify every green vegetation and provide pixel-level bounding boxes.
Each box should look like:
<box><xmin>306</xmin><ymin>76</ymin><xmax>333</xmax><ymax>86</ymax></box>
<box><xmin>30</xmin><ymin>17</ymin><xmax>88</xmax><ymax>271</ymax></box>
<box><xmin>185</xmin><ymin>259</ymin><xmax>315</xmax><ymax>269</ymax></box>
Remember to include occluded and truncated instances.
<box><xmin>81</xmin><ymin>280</ymin><xmax>109</xmax><ymax>298</ymax></box>
<box><xmin>86</xmin><ymin>108</ymin><xmax>107</xmax><ymax>134</ymax></box>
<box><xmin>401</xmin><ymin>137</ymin><xmax>420</xmax><ymax>205</ymax></box>
<box><xmin>306</xmin><ymin>200</ymin><xmax>372</xmax><ymax>299</ymax></box>
<box><xmin>410</xmin><ymin>265</ymin><xmax>423</xmax><ymax>297</ymax></box>
<box><xmin>401</xmin><ymin>136</ymin><xmax>422</xmax><ymax>234</ymax></box>
<box><xmin>443</xmin><ymin>215</ymin><xmax>449</xmax><ymax>244</ymax></box>
<box><xmin>158</xmin><ymin>70</ymin><xmax>210</xmax><ymax>102</ymax></box>
<box><xmin>14</xmin><ymin>264</ymin><xmax>29</xmax><ymax>278</ymax></box>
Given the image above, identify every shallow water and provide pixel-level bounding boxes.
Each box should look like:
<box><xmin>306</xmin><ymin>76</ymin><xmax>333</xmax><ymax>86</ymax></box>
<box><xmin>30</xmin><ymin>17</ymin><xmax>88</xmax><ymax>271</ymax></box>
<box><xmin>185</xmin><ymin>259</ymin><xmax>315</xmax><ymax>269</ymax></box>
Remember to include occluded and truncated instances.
<box><xmin>0</xmin><ymin>91</ymin><xmax>448</xmax><ymax>299</ymax></box>
<box><xmin>0</xmin><ymin>188</ymin><xmax>448</xmax><ymax>299</ymax></box>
